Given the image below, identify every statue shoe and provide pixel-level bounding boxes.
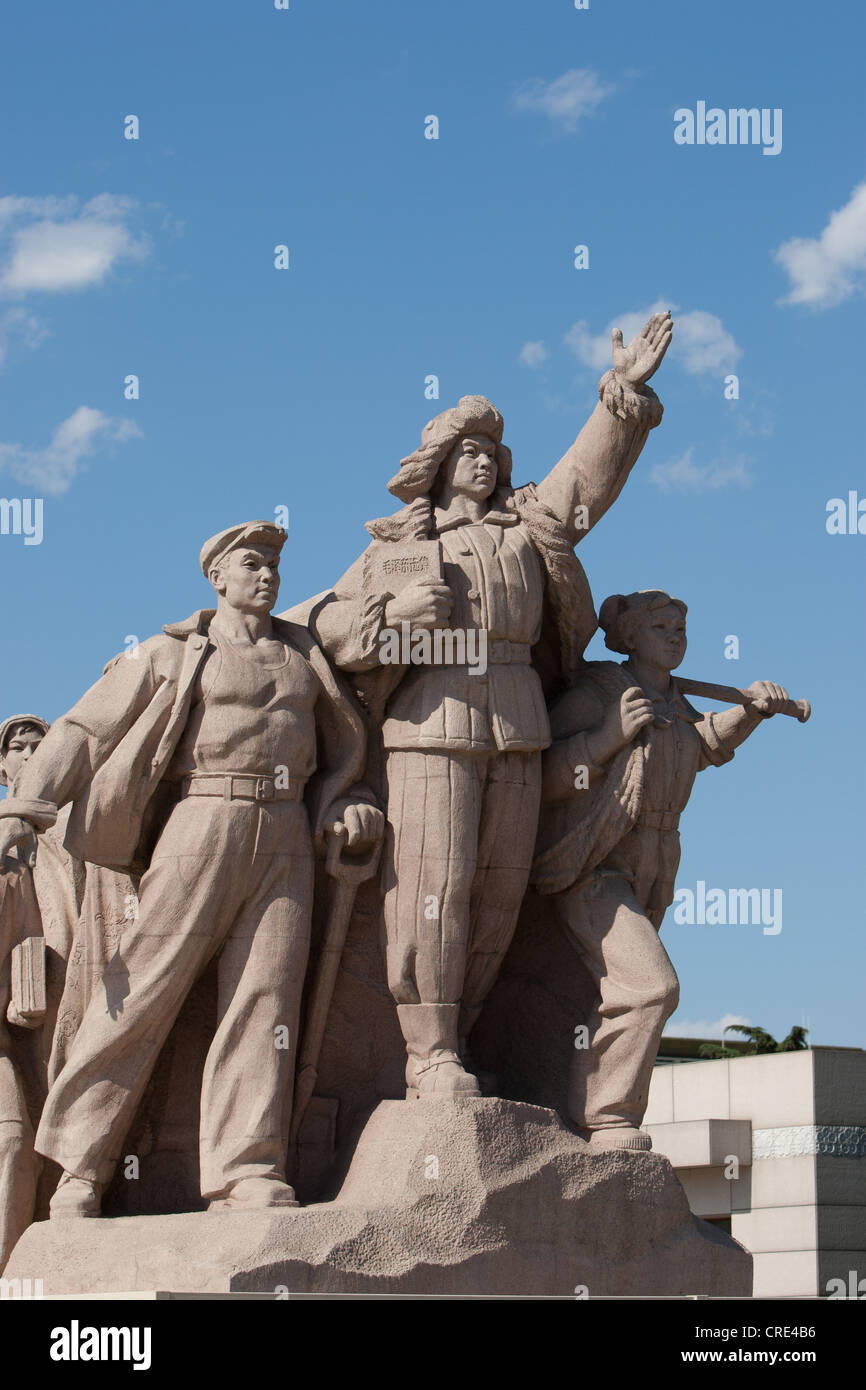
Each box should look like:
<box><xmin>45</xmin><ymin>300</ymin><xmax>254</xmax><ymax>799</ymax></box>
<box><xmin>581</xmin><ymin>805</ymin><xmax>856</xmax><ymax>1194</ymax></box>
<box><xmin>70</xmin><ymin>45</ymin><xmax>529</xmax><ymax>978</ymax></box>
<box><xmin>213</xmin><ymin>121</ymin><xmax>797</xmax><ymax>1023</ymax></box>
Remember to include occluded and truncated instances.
<box><xmin>405</xmin><ymin>1051</ymin><xmax>482</xmax><ymax>1099</ymax></box>
<box><xmin>460</xmin><ymin>1051</ymin><xmax>499</xmax><ymax>1096</ymax></box>
<box><xmin>209</xmin><ymin>1177</ymin><xmax>300</xmax><ymax>1211</ymax></box>
<box><xmin>49</xmin><ymin>1173</ymin><xmax>103</xmax><ymax>1218</ymax></box>
<box><xmin>577</xmin><ymin>1125</ymin><xmax>653</xmax><ymax>1152</ymax></box>
<box><xmin>398</xmin><ymin>1002</ymin><xmax>481</xmax><ymax>1099</ymax></box>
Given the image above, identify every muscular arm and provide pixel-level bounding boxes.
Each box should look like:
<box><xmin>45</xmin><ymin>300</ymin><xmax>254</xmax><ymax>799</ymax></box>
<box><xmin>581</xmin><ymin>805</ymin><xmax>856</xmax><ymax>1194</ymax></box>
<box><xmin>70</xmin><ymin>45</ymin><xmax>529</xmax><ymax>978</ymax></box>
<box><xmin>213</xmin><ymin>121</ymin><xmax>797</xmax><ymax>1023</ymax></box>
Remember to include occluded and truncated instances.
<box><xmin>9</xmin><ymin>643</ymin><xmax>161</xmax><ymax>814</ymax></box>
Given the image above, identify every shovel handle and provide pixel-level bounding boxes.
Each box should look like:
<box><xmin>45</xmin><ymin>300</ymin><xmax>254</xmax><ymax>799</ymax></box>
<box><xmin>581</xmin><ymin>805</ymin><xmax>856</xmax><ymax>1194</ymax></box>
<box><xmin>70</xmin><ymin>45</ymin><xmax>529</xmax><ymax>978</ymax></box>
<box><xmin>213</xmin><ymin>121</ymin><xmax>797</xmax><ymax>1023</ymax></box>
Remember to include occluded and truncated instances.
<box><xmin>676</xmin><ymin>678</ymin><xmax>811</xmax><ymax>724</ymax></box>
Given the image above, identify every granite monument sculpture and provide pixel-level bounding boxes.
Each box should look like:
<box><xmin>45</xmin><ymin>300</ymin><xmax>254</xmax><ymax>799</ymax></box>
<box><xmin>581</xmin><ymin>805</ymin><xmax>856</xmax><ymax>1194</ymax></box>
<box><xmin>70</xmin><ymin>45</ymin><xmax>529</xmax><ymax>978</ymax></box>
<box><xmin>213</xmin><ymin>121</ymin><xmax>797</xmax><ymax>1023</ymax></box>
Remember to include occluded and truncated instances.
<box><xmin>0</xmin><ymin>309</ymin><xmax>811</xmax><ymax>1296</ymax></box>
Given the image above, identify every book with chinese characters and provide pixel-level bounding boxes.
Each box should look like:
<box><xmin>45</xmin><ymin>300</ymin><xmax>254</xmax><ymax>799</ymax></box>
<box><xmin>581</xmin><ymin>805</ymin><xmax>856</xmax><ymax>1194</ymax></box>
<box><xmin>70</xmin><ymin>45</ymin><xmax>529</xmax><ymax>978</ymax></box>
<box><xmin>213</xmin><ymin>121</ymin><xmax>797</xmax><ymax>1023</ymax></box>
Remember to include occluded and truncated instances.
<box><xmin>364</xmin><ymin>539</ymin><xmax>443</xmax><ymax>597</ymax></box>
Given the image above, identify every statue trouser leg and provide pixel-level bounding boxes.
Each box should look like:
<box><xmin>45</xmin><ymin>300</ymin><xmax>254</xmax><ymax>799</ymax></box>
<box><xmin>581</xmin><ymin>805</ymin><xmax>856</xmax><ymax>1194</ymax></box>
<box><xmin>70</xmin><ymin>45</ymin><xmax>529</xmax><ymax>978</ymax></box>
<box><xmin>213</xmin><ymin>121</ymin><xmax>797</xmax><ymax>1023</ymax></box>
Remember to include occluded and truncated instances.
<box><xmin>0</xmin><ymin>1058</ymin><xmax>39</xmax><ymax>1273</ymax></box>
<box><xmin>460</xmin><ymin>750</ymin><xmax>541</xmax><ymax>1042</ymax></box>
<box><xmin>556</xmin><ymin>873</ymin><xmax>679</xmax><ymax>1144</ymax></box>
<box><xmin>199</xmin><ymin>804</ymin><xmax>312</xmax><ymax>1199</ymax></box>
<box><xmin>384</xmin><ymin>750</ymin><xmax>479</xmax><ymax>1006</ymax></box>
<box><xmin>36</xmin><ymin>798</ymin><xmax>312</xmax><ymax>1199</ymax></box>
<box><xmin>48</xmin><ymin>867</ymin><xmax>138</xmax><ymax>1088</ymax></box>
<box><xmin>384</xmin><ymin>749</ymin><xmax>481</xmax><ymax>1094</ymax></box>
<box><xmin>383</xmin><ymin>749</ymin><xmax>540</xmax><ymax>1095</ymax></box>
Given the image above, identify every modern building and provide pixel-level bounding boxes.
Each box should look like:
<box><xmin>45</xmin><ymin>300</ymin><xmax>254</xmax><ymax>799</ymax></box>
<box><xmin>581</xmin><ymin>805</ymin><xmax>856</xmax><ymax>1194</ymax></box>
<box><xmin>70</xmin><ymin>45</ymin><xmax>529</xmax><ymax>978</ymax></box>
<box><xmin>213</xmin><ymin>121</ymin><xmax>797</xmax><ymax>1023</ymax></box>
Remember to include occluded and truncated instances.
<box><xmin>643</xmin><ymin>1043</ymin><xmax>866</xmax><ymax>1298</ymax></box>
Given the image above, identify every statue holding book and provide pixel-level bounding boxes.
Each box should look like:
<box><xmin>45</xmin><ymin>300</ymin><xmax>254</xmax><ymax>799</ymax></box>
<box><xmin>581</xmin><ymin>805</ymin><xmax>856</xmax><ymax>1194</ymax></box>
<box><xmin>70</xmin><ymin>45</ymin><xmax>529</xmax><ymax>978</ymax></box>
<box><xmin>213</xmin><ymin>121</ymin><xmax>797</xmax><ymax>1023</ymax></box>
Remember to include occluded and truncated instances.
<box><xmin>297</xmin><ymin>312</ymin><xmax>673</xmax><ymax>1098</ymax></box>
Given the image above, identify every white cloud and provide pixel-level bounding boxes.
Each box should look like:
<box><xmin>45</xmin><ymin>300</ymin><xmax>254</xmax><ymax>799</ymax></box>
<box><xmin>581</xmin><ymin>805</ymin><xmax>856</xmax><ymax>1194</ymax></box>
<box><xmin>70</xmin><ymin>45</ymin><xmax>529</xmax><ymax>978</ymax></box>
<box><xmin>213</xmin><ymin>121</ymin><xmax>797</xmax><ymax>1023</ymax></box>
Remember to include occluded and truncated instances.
<box><xmin>649</xmin><ymin>447</ymin><xmax>752</xmax><ymax>493</ymax></box>
<box><xmin>774</xmin><ymin>179</ymin><xmax>866</xmax><ymax>308</ymax></box>
<box><xmin>0</xmin><ymin>308</ymin><xmax>49</xmax><ymax>368</ymax></box>
<box><xmin>565</xmin><ymin>300</ymin><xmax>740</xmax><ymax>376</ymax></box>
<box><xmin>733</xmin><ymin>395</ymin><xmax>776</xmax><ymax>439</ymax></box>
<box><xmin>518</xmin><ymin>339</ymin><xmax>548</xmax><ymax>368</ymax></box>
<box><xmin>0</xmin><ymin>194</ymin><xmax>150</xmax><ymax>295</ymax></box>
<box><xmin>512</xmin><ymin>68</ymin><xmax>616</xmax><ymax>133</ymax></box>
<box><xmin>564</xmin><ymin>306</ymin><xmax>664</xmax><ymax>374</ymax></box>
<box><xmin>0</xmin><ymin>406</ymin><xmax>142</xmax><ymax>494</ymax></box>
<box><xmin>0</xmin><ymin>196</ymin><xmax>78</xmax><ymax>231</ymax></box>
<box><xmin>675</xmin><ymin>310</ymin><xmax>741</xmax><ymax>374</ymax></box>
<box><xmin>665</xmin><ymin>1013</ymin><xmax>751</xmax><ymax>1040</ymax></box>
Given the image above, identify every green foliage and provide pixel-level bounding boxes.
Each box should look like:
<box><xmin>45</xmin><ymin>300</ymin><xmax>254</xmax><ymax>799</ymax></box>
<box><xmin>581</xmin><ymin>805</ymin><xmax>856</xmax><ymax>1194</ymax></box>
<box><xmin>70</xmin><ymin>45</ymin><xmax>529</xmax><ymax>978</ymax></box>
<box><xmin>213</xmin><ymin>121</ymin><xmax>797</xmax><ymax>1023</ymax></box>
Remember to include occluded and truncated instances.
<box><xmin>697</xmin><ymin>1024</ymin><xmax>809</xmax><ymax>1060</ymax></box>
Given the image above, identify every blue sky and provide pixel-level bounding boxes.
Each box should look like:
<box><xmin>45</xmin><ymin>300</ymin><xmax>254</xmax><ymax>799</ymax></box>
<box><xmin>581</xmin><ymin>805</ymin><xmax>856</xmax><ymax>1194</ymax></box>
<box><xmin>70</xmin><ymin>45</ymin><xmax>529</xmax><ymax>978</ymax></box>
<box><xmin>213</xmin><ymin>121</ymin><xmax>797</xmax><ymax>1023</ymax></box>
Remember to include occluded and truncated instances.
<box><xmin>1</xmin><ymin>0</ymin><xmax>864</xmax><ymax>1047</ymax></box>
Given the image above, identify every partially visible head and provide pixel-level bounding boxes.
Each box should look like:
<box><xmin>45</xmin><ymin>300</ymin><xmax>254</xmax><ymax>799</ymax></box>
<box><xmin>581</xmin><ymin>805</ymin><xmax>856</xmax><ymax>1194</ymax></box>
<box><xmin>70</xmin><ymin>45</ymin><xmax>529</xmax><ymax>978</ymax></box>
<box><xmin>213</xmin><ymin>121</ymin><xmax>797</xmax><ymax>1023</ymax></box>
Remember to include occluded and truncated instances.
<box><xmin>599</xmin><ymin>590</ymin><xmax>688</xmax><ymax>671</ymax></box>
<box><xmin>387</xmin><ymin>395</ymin><xmax>513</xmax><ymax>505</ymax></box>
<box><xmin>199</xmin><ymin>521</ymin><xmax>288</xmax><ymax>616</ymax></box>
<box><xmin>0</xmin><ymin>714</ymin><xmax>49</xmax><ymax>788</ymax></box>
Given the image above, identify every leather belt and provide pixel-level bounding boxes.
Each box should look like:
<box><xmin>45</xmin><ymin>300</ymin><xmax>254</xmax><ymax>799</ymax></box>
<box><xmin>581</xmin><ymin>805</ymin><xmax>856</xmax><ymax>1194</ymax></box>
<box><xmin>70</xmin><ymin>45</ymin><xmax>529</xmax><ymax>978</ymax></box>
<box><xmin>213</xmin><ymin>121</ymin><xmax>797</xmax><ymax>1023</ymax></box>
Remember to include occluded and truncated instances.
<box><xmin>637</xmin><ymin>809</ymin><xmax>680</xmax><ymax>831</ymax></box>
<box><xmin>179</xmin><ymin>773</ymin><xmax>304</xmax><ymax>804</ymax></box>
<box><xmin>486</xmin><ymin>639</ymin><xmax>531</xmax><ymax>665</ymax></box>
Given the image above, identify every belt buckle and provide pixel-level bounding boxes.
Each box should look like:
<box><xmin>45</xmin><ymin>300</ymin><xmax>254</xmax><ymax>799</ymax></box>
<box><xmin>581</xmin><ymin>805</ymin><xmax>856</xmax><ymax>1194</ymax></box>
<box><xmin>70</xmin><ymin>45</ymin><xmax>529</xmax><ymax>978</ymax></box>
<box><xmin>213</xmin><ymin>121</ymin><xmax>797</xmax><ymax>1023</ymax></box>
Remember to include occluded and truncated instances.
<box><xmin>255</xmin><ymin>776</ymin><xmax>275</xmax><ymax>802</ymax></box>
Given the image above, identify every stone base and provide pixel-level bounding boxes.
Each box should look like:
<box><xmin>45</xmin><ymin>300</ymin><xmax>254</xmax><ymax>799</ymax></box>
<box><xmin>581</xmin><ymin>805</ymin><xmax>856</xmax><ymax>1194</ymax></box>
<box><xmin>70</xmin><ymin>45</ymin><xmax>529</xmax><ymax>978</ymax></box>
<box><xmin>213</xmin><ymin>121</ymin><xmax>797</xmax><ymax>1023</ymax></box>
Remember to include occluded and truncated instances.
<box><xmin>7</xmin><ymin>1099</ymin><xmax>751</xmax><ymax>1296</ymax></box>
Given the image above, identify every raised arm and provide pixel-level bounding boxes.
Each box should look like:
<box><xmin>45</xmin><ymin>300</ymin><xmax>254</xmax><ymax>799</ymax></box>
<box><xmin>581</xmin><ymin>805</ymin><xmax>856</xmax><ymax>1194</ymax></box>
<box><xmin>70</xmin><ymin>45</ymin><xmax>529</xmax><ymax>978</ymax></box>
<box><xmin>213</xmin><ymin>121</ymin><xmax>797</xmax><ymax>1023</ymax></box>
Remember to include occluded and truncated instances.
<box><xmin>535</xmin><ymin>311</ymin><xmax>672</xmax><ymax>546</ymax></box>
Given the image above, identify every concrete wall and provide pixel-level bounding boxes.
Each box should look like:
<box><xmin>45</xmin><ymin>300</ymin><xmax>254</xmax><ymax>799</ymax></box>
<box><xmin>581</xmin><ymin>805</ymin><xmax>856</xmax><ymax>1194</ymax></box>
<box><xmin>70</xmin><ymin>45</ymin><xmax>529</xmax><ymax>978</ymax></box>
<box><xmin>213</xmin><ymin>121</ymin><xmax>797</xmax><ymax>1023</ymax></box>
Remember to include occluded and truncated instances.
<box><xmin>644</xmin><ymin>1048</ymin><xmax>866</xmax><ymax>1297</ymax></box>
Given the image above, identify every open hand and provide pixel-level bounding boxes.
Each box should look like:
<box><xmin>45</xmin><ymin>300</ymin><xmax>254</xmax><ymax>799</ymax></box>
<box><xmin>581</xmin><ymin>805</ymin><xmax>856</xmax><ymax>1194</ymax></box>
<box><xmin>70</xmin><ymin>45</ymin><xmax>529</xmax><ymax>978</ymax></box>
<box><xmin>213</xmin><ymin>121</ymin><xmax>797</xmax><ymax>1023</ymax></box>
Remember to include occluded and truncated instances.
<box><xmin>612</xmin><ymin>311</ymin><xmax>673</xmax><ymax>388</ymax></box>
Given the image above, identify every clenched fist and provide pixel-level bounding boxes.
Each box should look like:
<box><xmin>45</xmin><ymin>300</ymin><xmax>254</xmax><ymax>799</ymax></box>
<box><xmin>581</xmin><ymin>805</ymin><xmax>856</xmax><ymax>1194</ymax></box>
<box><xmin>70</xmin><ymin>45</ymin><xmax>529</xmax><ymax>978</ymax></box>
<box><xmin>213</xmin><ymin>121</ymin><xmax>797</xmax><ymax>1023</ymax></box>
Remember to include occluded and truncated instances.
<box><xmin>384</xmin><ymin>581</ymin><xmax>452</xmax><ymax>631</ymax></box>
<box><xmin>586</xmin><ymin>686</ymin><xmax>655</xmax><ymax>765</ymax></box>
<box><xmin>0</xmin><ymin>816</ymin><xmax>38</xmax><ymax>867</ymax></box>
<box><xmin>335</xmin><ymin>803</ymin><xmax>385</xmax><ymax>854</ymax></box>
<box><xmin>745</xmin><ymin>681</ymin><xmax>790</xmax><ymax>717</ymax></box>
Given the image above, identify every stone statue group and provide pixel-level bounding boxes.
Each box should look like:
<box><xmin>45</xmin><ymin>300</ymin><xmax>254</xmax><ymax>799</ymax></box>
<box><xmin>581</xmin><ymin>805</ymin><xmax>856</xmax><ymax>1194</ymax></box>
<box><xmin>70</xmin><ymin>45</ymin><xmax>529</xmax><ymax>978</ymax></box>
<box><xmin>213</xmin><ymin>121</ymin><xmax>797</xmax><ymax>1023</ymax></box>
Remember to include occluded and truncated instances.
<box><xmin>0</xmin><ymin>311</ymin><xmax>803</xmax><ymax>1268</ymax></box>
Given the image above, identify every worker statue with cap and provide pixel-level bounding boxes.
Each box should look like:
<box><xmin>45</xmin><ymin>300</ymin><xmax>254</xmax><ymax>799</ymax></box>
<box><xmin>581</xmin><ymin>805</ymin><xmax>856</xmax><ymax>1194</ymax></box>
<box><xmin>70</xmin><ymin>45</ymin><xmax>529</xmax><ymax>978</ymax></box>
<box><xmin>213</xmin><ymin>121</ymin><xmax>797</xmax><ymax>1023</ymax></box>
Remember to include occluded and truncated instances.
<box><xmin>302</xmin><ymin>312</ymin><xmax>673</xmax><ymax>1098</ymax></box>
<box><xmin>0</xmin><ymin>521</ymin><xmax>383</xmax><ymax>1217</ymax></box>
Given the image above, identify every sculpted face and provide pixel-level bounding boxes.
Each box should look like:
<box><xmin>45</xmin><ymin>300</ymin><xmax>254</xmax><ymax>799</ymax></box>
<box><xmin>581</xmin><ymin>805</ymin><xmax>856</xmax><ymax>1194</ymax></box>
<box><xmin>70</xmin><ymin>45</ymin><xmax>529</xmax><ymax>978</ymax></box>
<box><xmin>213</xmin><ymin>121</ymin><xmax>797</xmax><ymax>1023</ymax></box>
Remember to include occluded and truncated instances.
<box><xmin>440</xmin><ymin>435</ymin><xmax>498</xmax><ymax>502</ymax></box>
<box><xmin>1</xmin><ymin>723</ymin><xmax>45</xmax><ymax>788</ymax></box>
<box><xmin>210</xmin><ymin>544</ymin><xmax>281</xmax><ymax>614</ymax></box>
<box><xmin>629</xmin><ymin>603</ymin><xmax>687</xmax><ymax>672</ymax></box>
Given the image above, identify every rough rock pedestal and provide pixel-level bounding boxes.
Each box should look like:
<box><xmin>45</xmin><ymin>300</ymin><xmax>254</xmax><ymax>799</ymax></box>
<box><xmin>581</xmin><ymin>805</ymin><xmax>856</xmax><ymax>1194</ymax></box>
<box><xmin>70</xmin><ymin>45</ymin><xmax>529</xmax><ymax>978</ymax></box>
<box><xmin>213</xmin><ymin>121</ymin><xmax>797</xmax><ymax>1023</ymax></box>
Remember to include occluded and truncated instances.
<box><xmin>7</xmin><ymin>1097</ymin><xmax>751</xmax><ymax>1296</ymax></box>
